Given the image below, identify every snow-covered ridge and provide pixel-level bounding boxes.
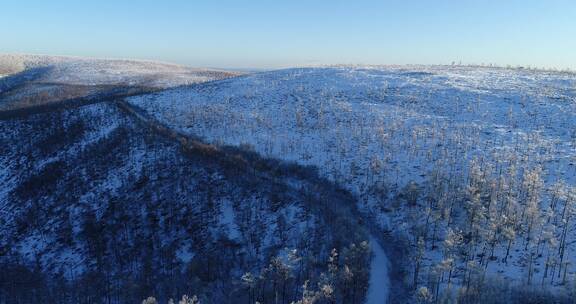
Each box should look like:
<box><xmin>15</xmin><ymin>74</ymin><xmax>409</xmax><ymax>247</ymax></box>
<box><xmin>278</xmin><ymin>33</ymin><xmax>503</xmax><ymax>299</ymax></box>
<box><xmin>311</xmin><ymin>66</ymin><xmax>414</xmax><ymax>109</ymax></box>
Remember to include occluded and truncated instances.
<box><xmin>0</xmin><ymin>54</ymin><xmax>240</xmax><ymax>88</ymax></box>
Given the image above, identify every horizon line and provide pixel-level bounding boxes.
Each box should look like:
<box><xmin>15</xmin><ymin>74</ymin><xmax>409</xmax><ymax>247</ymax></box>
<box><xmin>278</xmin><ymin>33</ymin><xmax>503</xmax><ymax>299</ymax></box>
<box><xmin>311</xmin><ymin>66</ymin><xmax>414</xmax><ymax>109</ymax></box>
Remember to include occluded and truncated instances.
<box><xmin>1</xmin><ymin>52</ymin><xmax>574</xmax><ymax>73</ymax></box>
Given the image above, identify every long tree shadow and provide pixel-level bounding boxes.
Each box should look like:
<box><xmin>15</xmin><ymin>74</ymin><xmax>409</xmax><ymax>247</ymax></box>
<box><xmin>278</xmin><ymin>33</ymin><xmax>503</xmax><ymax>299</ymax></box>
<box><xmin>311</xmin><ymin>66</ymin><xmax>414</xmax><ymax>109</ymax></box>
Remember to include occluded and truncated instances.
<box><xmin>0</xmin><ymin>66</ymin><xmax>53</xmax><ymax>96</ymax></box>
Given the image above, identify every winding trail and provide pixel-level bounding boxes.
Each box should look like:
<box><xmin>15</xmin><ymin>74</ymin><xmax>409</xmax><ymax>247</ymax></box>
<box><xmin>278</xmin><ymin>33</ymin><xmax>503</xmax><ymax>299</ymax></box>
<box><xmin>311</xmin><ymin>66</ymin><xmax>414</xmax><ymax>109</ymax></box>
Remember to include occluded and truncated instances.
<box><xmin>366</xmin><ymin>236</ymin><xmax>391</xmax><ymax>304</ymax></box>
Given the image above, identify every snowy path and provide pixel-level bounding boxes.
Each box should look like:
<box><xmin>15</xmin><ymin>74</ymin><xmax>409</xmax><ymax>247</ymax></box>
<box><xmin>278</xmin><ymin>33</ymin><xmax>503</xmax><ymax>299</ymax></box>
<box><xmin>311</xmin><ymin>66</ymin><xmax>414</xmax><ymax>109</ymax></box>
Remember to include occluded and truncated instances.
<box><xmin>365</xmin><ymin>236</ymin><xmax>390</xmax><ymax>304</ymax></box>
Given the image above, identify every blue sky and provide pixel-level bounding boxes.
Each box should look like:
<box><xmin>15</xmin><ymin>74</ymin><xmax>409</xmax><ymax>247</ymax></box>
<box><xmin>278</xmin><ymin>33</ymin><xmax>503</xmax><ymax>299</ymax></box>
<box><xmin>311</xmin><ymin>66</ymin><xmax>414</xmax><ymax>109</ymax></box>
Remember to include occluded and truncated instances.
<box><xmin>1</xmin><ymin>0</ymin><xmax>575</xmax><ymax>69</ymax></box>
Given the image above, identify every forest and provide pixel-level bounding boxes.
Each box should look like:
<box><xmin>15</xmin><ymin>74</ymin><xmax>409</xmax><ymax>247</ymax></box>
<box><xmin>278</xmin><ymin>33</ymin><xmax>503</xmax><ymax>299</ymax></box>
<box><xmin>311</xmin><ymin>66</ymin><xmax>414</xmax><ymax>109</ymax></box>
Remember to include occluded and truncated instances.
<box><xmin>1</xmin><ymin>56</ymin><xmax>575</xmax><ymax>303</ymax></box>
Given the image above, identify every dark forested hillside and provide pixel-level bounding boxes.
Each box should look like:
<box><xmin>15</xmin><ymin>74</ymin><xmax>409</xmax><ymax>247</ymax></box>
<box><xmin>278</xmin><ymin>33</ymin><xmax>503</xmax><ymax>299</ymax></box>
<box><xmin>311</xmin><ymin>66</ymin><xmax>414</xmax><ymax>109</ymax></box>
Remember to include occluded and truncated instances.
<box><xmin>0</xmin><ymin>102</ymin><xmax>371</xmax><ymax>303</ymax></box>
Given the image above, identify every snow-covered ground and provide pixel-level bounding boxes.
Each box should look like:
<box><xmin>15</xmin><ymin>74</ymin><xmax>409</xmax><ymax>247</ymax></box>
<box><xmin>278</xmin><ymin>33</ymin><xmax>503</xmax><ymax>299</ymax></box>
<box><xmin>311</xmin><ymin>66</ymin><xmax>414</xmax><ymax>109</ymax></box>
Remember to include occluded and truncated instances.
<box><xmin>128</xmin><ymin>65</ymin><xmax>576</xmax><ymax>298</ymax></box>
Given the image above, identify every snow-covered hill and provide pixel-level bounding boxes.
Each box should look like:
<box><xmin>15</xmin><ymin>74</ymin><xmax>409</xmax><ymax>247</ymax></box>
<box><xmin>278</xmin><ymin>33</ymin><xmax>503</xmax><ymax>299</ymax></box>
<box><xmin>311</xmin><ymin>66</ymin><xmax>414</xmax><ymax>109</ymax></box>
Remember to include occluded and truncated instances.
<box><xmin>129</xmin><ymin>65</ymin><xmax>576</xmax><ymax>301</ymax></box>
<box><xmin>0</xmin><ymin>54</ymin><xmax>238</xmax><ymax>88</ymax></box>
<box><xmin>0</xmin><ymin>54</ymin><xmax>240</xmax><ymax>112</ymax></box>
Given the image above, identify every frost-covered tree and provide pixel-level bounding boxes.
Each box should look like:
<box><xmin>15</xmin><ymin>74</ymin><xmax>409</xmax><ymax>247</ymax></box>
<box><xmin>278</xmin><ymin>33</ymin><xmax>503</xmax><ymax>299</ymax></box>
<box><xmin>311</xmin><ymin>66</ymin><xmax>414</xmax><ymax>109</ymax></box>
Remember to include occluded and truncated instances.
<box><xmin>179</xmin><ymin>295</ymin><xmax>200</xmax><ymax>304</ymax></box>
<box><xmin>142</xmin><ymin>297</ymin><xmax>158</xmax><ymax>304</ymax></box>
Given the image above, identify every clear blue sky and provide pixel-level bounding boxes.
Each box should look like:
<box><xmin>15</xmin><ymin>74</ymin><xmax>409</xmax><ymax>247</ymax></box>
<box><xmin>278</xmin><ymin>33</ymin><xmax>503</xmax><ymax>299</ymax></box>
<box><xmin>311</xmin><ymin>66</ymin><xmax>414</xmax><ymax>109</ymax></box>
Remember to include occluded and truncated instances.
<box><xmin>1</xmin><ymin>0</ymin><xmax>575</xmax><ymax>69</ymax></box>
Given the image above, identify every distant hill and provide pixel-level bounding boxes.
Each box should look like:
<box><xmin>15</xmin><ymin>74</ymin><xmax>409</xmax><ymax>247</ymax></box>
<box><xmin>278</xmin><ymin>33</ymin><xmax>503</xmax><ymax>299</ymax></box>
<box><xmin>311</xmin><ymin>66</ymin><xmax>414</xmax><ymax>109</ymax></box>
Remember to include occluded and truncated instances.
<box><xmin>0</xmin><ymin>54</ymin><xmax>240</xmax><ymax>112</ymax></box>
<box><xmin>0</xmin><ymin>54</ymin><xmax>239</xmax><ymax>87</ymax></box>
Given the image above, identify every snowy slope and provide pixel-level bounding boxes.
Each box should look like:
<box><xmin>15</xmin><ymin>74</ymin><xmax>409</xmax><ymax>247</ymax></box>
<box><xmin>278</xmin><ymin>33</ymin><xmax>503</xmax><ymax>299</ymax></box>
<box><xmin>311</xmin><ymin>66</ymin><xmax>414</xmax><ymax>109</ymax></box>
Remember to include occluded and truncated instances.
<box><xmin>128</xmin><ymin>65</ymin><xmax>576</xmax><ymax>299</ymax></box>
<box><xmin>128</xmin><ymin>66</ymin><xmax>576</xmax><ymax>188</ymax></box>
